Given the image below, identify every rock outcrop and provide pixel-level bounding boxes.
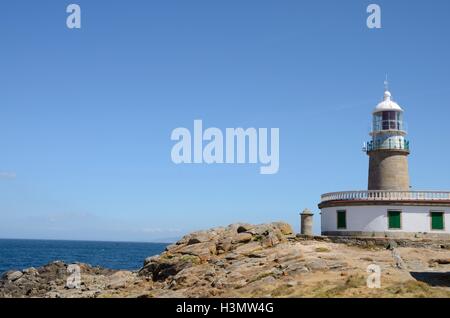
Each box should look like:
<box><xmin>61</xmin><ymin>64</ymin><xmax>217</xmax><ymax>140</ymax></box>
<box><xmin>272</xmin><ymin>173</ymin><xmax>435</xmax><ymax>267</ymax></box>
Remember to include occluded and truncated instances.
<box><xmin>0</xmin><ymin>261</ymin><xmax>116</xmax><ymax>298</ymax></box>
<box><xmin>1</xmin><ymin>222</ymin><xmax>449</xmax><ymax>298</ymax></box>
<box><xmin>138</xmin><ymin>222</ymin><xmax>293</xmax><ymax>281</ymax></box>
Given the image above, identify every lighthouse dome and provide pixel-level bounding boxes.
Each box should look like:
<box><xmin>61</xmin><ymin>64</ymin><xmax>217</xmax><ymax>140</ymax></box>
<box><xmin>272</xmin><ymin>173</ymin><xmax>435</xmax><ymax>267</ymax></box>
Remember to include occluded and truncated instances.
<box><xmin>373</xmin><ymin>90</ymin><xmax>403</xmax><ymax>114</ymax></box>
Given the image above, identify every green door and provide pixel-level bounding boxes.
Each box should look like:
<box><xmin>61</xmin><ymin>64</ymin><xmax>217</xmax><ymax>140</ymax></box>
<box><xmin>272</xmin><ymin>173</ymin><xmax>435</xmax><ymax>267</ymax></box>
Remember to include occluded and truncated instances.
<box><xmin>431</xmin><ymin>212</ymin><xmax>444</xmax><ymax>230</ymax></box>
<box><xmin>388</xmin><ymin>211</ymin><xmax>401</xmax><ymax>229</ymax></box>
<box><xmin>337</xmin><ymin>210</ymin><xmax>346</xmax><ymax>229</ymax></box>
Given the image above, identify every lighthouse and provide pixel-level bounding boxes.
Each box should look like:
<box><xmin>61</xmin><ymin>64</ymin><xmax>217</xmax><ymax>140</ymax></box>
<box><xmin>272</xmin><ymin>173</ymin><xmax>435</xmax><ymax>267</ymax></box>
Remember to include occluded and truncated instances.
<box><xmin>318</xmin><ymin>83</ymin><xmax>450</xmax><ymax>239</ymax></box>
<box><xmin>365</xmin><ymin>88</ymin><xmax>410</xmax><ymax>191</ymax></box>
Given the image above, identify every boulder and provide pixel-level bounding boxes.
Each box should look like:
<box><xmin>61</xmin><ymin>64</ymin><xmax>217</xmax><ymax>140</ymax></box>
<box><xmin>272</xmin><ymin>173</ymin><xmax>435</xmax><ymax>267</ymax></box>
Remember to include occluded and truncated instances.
<box><xmin>232</xmin><ymin>233</ymin><xmax>253</xmax><ymax>244</ymax></box>
<box><xmin>140</xmin><ymin>259</ymin><xmax>193</xmax><ymax>281</ymax></box>
<box><xmin>13</xmin><ymin>277</ymin><xmax>29</xmax><ymax>286</ymax></box>
<box><xmin>144</xmin><ymin>255</ymin><xmax>160</xmax><ymax>267</ymax></box>
<box><xmin>174</xmin><ymin>242</ymin><xmax>217</xmax><ymax>259</ymax></box>
<box><xmin>186</xmin><ymin>232</ymin><xmax>213</xmax><ymax>245</ymax></box>
<box><xmin>216</xmin><ymin>238</ymin><xmax>233</xmax><ymax>254</ymax></box>
<box><xmin>139</xmin><ymin>253</ymin><xmax>202</xmax><ymax>281</ymax></box>
<box><xmin>252</xmin><ymin>224</ymin><xmax>272</xmax><ymax>236</ymax></box>
<box><xmin>179</xmin><ymin>229</ymin><xmax>223</xmax><ymax>246</ymax></box>
<box><xmin>261</xmin><ymin>232</ymin><xmax>280</xmax><ymax>248</ymax></box>
<box><xmin>236</xmin><ymin>224</ymin><xmax>254</xmax><ymax>233</ymax></box>
<box><xmin>234</xmin><ymin>242</ymin><xmax>263</xmax><ymax>256</ymax></box>
<box><xmin>23</xmin><ymin>267</ymin><xmax>39</xmax><ymax>276</ymax></box>
<box><xmin>7</xmin><ymin>271</ymin><xmax>23</xmax><ymax>282</ymax></box>
<box><xmin>271</xmin><ymin>222</ymin><xmax>294</xmax><ymax>235</ymax></box>
<box><xmin>172</xmin><ymin>264</ymin><xmax>211</xmax><ymax>289</ymax></box>
<box><xmin>107</xmin><ymin>271</ymin><xmax>134</xmax><ymax>289</ymax></box>
<box><xmin>164</xmin><ymin>244</ymin><xmax>178</xmax><ymax>252</ymax></box>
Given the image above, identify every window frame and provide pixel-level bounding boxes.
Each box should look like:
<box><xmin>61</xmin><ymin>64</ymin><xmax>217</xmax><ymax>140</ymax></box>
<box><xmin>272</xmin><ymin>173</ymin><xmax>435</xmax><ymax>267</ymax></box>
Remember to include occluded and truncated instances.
<box><xmin>430</xmin><ymin>211</ymin><xmax>445</xmax><ymax>231</ymax></box>
<box><xmin>336</xmin><ymin>210</ymin><xmax>347</xmax><ymax>230</ymax></box>
<box><xmin>387</xmin><ymin>210</ymin><xmax>402</xmax><ymax>230</ymax></box>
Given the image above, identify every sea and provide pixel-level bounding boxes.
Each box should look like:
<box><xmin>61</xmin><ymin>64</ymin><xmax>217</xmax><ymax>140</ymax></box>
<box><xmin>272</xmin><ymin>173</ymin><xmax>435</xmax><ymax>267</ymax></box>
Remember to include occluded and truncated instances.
<box><xmin>0</xmin><ymin>239</ymin><xmax>168</xmax><ymax>275</ymax></box>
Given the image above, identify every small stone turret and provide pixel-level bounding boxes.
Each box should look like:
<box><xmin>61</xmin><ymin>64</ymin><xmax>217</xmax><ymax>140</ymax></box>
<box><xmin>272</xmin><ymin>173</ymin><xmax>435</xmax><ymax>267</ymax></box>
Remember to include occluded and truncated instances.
<box><xmin>300</xmin><ymin>209</ymin><xmax>314</xmax><ymax>236</ymax></box>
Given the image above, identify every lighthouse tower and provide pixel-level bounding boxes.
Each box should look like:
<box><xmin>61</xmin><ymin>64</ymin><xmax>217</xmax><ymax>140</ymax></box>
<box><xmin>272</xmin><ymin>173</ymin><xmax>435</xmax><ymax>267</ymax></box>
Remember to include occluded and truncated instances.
<box><xmin>365</xmin><ymin>87</ymin><xmax>410</xmax><ymax>191</ymax></box>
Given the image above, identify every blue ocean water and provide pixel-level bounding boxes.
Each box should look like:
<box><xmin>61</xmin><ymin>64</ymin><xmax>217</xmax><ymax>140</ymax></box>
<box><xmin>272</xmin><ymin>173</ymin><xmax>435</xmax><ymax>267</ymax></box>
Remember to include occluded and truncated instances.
<box><xmin>0</xmin><ymin>239</ymin><xmax>167</xmax><ymax>275</ymax></box>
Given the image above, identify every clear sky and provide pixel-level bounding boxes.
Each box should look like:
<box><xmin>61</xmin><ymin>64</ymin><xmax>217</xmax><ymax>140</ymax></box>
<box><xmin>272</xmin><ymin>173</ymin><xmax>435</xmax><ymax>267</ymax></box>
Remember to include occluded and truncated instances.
<box><xmin>1</xmin><ymin>0</ymin><xmax>449</xmax><ymax>242</ymax></box>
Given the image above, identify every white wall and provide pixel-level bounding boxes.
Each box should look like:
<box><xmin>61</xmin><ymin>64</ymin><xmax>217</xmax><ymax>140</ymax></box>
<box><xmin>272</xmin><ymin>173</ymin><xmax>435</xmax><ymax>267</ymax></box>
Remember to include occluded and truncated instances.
<box><xmin>321</xmin><ymin>205</ymin><xmax>450</xmax><ymax>234</ymax></box>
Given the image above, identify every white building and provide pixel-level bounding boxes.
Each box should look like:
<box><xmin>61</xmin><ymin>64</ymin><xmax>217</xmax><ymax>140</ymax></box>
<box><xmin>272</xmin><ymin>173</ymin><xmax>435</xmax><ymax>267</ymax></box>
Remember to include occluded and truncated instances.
<box><xmin>319</xmin><ymin>86</ymin><xmax>450</xmax><ymax>239</ymax></box>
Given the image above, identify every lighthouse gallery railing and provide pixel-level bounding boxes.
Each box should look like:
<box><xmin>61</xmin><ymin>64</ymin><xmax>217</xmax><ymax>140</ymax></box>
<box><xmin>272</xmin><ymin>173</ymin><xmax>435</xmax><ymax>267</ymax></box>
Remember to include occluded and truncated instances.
<box><xmin>321</xmin><ymin>191</ymin><xmax>450</xmax><ymax>203</ymax></box>
<box><xmin>364</xmin><ymin>139</ymin><xmax>410</xmax><ymax>153</ymax></box>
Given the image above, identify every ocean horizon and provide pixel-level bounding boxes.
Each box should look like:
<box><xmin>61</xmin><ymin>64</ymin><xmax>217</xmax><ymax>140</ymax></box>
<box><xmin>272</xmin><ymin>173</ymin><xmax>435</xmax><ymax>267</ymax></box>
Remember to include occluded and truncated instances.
<box><xmin>0</xmin><ymin>239</ymin><xmax>168</xmax><ymax>275</ymax></box>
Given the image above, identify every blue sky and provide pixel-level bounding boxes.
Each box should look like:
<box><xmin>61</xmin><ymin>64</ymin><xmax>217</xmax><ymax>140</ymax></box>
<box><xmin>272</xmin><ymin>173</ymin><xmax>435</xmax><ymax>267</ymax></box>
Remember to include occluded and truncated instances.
<box><xmin>1</xmin><ymin>0</ymin><xmax>450</xmax><ymax>242</ymax></box>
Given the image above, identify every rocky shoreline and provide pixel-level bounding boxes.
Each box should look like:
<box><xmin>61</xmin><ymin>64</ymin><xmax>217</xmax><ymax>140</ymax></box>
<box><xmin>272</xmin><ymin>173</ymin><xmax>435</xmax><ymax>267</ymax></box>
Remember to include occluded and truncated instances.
<box><xmin>1</xmin><ymin>222</ymin><xmax>450</xmax><ymax>298</ymax></box>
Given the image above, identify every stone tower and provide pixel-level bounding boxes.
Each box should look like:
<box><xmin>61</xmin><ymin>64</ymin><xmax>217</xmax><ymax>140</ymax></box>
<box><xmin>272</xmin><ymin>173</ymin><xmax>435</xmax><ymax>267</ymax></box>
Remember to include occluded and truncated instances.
<box><xmin>300</xmin><ymin>208</ymin><xmax>314</xmax><ymax>236</ymax></box>
<box><xmin>365</xmin><ymin>87</ymin><xmax>410</xmax><ymax>191</ymax></box>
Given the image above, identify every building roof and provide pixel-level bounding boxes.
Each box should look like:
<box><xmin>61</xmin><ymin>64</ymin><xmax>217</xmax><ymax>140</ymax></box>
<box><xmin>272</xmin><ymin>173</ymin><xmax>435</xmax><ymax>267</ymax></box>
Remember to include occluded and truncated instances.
<box><xmin>373</xmin><ymin>90</ymin><xmax>404</xmax><ymax>114</ymax></box>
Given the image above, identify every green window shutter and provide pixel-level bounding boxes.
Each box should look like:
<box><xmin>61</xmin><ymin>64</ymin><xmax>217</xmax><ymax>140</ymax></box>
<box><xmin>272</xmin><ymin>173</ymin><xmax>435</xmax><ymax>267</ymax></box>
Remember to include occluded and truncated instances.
<box><xmin>431</xmin><ymin>212</ymin><xmax>444</xmax><ymax>230</ymax></box>
<box><xmin>337</xmin><ymin>211</ymin><xmax>346</xmax><ymax>229</ymax></box>
<box><xmin>388</xmin><ymin>211</ymin><xmax>401</xmax><ymax>229</ymax></box>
